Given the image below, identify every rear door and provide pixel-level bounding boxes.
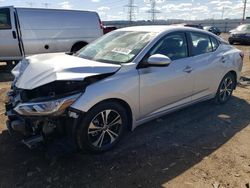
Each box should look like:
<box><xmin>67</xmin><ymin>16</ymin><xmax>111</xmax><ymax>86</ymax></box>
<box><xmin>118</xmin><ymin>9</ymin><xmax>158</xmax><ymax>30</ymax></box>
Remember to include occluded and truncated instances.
<box><xmin>186</xmin><ymin>32</ymin><xmax>224</xmax><ymax>101</ymax></box>
<box><xmin>0</xmin><ymin>6</ymin><xmax>22</xmax><ymax>60</ymax></box>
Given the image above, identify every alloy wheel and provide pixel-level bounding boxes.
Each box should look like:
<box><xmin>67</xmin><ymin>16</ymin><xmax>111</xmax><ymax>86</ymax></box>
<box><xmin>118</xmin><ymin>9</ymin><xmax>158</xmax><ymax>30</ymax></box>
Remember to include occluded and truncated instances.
<box><xmin>219</xmin><ymin>77</ymin><xmax>234</xmax><ymax>102</ymax></box>
<box><xmin>87</xmin><ymin>109</ymin><xmax>122</xmax><ymax>148</ymax></box>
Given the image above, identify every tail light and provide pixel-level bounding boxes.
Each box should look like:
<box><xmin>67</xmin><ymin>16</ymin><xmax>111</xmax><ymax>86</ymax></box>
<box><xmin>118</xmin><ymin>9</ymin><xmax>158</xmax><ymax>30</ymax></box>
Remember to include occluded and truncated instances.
<box><xmin>240</xmin><ymin>51</ymin><xmax>244</xmax><ymax>61</ymax></box>
<box><xmin>99</xmin><ymin>18</ymin><xmax>104</xmax><ymax>30</ymax></box>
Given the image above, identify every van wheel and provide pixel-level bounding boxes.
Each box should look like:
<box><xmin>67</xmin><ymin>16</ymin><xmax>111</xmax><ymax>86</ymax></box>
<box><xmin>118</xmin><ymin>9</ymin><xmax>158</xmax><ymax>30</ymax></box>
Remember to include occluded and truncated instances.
<box><xmin>76</xmin><ymin>102</ymin><xmax>128</xmax><ymax>153</ymax></box>
<box><xmin>71</xmin><ymin>42</ymin><xmax>87</xmax><ymax>53</ymax></box>
<box><xmin>215</xmin><ymin>73</ymin><xmax>236</xmax><ymax>104</ymax></box>
<box><xmin>6</xmin><ymin>61</ymin><xmax>15</xmax><ymax>70</ymax></box>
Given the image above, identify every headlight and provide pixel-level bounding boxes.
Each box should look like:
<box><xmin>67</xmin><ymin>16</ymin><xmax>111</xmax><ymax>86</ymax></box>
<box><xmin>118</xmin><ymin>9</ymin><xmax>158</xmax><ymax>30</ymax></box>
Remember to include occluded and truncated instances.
<box><xmin>14</xmin><ymin>93</ymin><xmax>81</xmax><ymax>116</ymax></box>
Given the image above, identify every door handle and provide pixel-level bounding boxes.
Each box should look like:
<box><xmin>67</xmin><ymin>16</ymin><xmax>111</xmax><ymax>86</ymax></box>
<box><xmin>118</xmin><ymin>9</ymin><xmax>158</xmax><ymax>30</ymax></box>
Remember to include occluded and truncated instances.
<box><xmin>183</xmin><ymin>66</ymin><xmax>193</xmax><ymax>73</ymax></box>
<box><xmin>12</xmin><ymin>31</ymin><xmax>17</xmax><ymax>39</ymax></box>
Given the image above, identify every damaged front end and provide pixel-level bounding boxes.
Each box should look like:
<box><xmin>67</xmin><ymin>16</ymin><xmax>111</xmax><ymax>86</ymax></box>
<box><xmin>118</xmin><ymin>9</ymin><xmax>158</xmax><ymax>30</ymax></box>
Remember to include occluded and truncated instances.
<box><xmin>5</xmin><ymin>53</ymin><xmax>121</xmax><ymax>149</ymax></box>
<box><xmin>5</xmin><ymin>81</ymin><xmax>85</xmax><ymax>148</ymax></box>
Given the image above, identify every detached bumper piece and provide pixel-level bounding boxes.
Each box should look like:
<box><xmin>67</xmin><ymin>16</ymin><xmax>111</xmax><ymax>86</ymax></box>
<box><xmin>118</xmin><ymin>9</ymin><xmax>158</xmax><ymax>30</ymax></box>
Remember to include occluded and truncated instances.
<box><xmin>22</xmin><ymin>135</ymin><xmax>44</xmax><ymax>149</ymax></box>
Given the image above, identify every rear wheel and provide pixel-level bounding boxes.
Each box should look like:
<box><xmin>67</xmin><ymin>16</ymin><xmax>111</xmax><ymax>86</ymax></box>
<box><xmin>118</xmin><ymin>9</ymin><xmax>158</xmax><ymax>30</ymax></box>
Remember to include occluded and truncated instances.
<box><xmin>215</xmin><ymin>73</ymin><xmax>236</xmax><ymax>104</ymax></box>
<box><xmin>76</xmin><ymin>102</ymin><xmax>128</xmax><ymax>153</ymax></box>
<box><xmin>6</xmin><ymin>61</ymin><xmax>15</xmax><ymax>70</ymax></box>
<box><xmin>71</xmin><ymin>42</ymin><xmax>87</xmax><ymax>53</ymax></box>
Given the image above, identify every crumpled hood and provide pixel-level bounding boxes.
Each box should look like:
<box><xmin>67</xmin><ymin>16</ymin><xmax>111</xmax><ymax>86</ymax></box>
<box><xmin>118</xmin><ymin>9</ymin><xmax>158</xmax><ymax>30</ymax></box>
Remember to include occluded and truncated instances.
<box><xmin>12</xmin><ymin>53</ymin><xmax>121</xmax><ymax>90</ymax></box>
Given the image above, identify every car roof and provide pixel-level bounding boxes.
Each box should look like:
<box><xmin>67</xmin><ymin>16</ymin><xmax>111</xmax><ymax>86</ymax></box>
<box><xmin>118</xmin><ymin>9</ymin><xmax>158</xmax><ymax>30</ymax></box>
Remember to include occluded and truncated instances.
<box><xmin>118</xmin><ymin>25</ymin><xmax>210</xmax><ymax>35</ymax></box>
<box><xmin>118</xmin><ymin>25</ymin><xmax>175</xmax><ymax>32</ymax></box>
<box><xmin>117</xmin><ymin>25</ymin><xmax>225</xmax><ymax>43</ymax></box>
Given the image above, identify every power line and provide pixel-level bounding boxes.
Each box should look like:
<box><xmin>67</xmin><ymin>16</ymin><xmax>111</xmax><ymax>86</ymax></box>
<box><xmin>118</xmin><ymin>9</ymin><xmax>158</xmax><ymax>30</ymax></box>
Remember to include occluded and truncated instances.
<box><xmin>146</xmin><ymin>0</ymin><xmax>161</xmax><ymax>22</ymax></box>
<box><xmin>42</xmin><ymin>3</ymin><xmax>50</xmax><ymax>8</ymax></box>
<box><xmin>26</xmin><ymin>1</ymin><xmax>35</xmax><ymax>7</ymax></box>
<box><xmin>221</xmin><ymin>6</ymin><xmax>225</xmax><ymax>19</ymax></box>
<box><xmin>124</xmin><ymin>0</ymin><xmax>138</xmax><ymax>23</ymax></box>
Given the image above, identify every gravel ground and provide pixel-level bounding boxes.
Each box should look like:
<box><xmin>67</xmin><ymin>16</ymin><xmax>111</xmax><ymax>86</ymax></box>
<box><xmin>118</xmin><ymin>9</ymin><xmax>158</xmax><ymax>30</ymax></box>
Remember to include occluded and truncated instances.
<box><xmin>0</xmin><ymin>34</ymin><xmax>249</xmax><ymax>188</ymax></box>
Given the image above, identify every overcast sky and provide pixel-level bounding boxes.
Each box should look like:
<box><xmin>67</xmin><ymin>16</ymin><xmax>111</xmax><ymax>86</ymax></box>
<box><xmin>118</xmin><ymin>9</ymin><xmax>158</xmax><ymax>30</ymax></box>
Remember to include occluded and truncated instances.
<box><xmin>0</xmin><ymin>0</ymin><xmax>249</xmax><ymax>20</ymax></box>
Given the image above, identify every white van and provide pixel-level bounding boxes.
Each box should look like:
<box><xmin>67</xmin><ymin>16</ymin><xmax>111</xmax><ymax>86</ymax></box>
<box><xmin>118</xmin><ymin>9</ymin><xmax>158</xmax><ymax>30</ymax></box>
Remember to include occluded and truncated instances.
<box><xmin>0</xmin><ymin>6</ymin><xmax>103</xmax><ymax>64</ymax></box>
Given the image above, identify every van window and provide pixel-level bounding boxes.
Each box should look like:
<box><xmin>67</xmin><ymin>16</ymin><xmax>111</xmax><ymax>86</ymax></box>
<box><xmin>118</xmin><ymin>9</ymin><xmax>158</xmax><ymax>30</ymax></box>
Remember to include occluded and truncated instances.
<box><xmin>0</xmin><ymin>8</ymin><xmax>11</xmax><ymax>29</ymax></box>
<box><xmin>190</xmin><ymin>32</ymin><xmax>213</xmax><ymax>56</ymax></box>
<box><xmin>150</xmin><ymin>33</ymin><xmax>188</xmax><ymax>61</ymax></box>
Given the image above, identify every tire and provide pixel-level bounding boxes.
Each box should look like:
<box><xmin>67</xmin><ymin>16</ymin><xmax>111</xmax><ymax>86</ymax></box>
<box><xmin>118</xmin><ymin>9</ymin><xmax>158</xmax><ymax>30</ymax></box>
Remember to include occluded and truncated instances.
<box><xmin>71</xmin><ymin>43</ymin><xmax>87</xmax><ymax>53</ymax></box>
<box><xmin>215</xmin><ymin>73</ymin><xmax>236</xmax><ymax>104</ymax></box>
<box><xmin>76</xmin><ymin>101</ymin><xmax>128</xmax><ymax>153</ymax></box>
<box><xmin>6</xmin><ymin>61</ymin><xmax>14</xmax><ymax>70</ymax></box>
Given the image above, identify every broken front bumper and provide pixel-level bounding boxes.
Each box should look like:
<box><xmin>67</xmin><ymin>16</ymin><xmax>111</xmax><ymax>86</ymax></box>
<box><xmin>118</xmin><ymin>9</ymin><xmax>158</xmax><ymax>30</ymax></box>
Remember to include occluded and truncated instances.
<box><xmin>5</xmin><ymin>89</ymin><xmax>82</xmax><ymax>148</ymax></box>
<box><xmin>5</xmin><ymin>90</ymin><xmax>24</xmax><ymax>134</ymax></box>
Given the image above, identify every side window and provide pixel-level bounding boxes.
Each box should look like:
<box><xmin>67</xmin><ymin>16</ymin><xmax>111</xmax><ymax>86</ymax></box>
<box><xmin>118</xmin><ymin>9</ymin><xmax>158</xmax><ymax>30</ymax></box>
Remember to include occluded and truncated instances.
<box><xmin>190</xmin><ymin>32</ymin><xmax>212</xmax><ymax>56</ymax></box>
<box><xmin>150</xmin><ymin>33</ymin><xmax>188</xmax><ymax>61</ymax></box>
<box><xmin>0</xmin><ymin>8</ymin><xmax>11</xmax><ymax>29</ymax></box>
<box><xmin>210</xmin><ymin>37</ymin><xmax>219</xmax><ymax>51</ymax></box>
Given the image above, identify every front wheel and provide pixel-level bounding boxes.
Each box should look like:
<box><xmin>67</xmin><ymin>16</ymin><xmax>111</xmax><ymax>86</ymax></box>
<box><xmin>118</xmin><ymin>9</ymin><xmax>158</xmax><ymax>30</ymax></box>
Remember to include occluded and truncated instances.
<box><xmin>215</xmin><ymin>73</ymin><xmax>236</xmax><ymax>104</ymax></box>
<box><xmin>76</xmin><ymin>102</ymin><xmax>128</xmax><ymax>153</ymax></box>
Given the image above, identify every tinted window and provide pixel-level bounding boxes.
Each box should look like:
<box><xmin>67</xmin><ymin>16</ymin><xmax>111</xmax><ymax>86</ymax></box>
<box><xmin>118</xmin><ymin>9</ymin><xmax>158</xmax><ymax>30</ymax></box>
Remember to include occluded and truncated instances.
<box><xmin>210</xmin><ymin>37</ymin><xmax>219</xmax><ymax>51</ymax></box>
<box><xmin>150</xmin><ymin>33</ymin><xmax>188</xmax><ymax>61</ymax></box>
<box><xmin>190</xmin><ymin>32</ymin><xmax>213</xmax><ymax>56</ymax></box>
<box><xmin>0</xmin><ymin>8</ymin><xmax>11</xmax><ymax>29</ymax></box>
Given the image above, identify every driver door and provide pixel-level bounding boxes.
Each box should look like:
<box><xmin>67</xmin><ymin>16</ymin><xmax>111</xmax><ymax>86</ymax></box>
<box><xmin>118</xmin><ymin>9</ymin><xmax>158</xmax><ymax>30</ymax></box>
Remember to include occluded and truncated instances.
<box><xmin>138</xmin><ymin>32</ymin><xmax>194</xmax><ymax>118</ymax></box>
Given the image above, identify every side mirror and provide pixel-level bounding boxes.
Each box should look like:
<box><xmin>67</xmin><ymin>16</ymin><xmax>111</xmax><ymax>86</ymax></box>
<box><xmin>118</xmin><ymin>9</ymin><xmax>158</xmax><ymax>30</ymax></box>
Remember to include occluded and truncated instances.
<box><xmin>147</xmin><ymin>54</ymin><xmax>172</xmax><ymax>67</ymax></box>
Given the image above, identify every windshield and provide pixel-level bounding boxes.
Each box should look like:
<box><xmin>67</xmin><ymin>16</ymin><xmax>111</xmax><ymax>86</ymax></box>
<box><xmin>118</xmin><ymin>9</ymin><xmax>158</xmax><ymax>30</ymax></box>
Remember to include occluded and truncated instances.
<box><xmin>76</xmin><ymin>31</ymin><xmax>156</xmax><ymax>64</ymax></box>
<box><xmin>236</xmin><ymin>24</ymin><xmax>250</xmax><ymax>32</ymax></box>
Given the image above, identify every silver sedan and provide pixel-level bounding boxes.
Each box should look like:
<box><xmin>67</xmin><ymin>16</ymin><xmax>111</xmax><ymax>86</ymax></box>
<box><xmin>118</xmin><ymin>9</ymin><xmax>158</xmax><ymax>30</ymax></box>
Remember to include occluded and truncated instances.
<box><xmin>7</xmin><ymin>26</ymin><xmax>243</xmax><ymax>153</ymax></box>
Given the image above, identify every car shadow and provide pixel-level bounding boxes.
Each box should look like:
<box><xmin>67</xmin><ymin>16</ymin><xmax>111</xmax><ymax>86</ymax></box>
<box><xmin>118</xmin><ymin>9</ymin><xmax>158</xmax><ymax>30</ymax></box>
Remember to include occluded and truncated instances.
<box><xmin>0</xmin><ymin>96</ymin><xmax>250</xmax><ymax>187</ymax></box>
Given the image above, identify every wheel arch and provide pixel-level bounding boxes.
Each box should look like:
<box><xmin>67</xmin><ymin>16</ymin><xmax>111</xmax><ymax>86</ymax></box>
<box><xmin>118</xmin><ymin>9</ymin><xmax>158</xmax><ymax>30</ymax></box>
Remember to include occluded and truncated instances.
<box><xmin>85</xmin><ymin>98</ymin><xmax>133</xmax><ymax>131</ymax></box>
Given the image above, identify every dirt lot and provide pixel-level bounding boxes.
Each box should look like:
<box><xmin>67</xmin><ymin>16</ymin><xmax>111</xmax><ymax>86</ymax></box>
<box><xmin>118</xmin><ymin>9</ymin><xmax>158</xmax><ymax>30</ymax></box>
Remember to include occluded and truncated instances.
<box><xmin>0</xmin><ymin>35</ymin><xmax>250</xmax><ymax>188</ymax></box>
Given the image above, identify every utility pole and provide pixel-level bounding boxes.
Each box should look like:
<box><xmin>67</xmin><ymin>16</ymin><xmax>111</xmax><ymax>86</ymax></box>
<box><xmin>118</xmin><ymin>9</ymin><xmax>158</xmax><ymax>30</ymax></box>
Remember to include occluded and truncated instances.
<box><xmin>221</xmin><ymin>6</ymin><xmax>225</xmax><ymax>19</ymax></box>
<box><xmin>26</xmin><ymin>1</ymin><xmax>34</xmax><ymax>7</ymax></box>
<box><xmin>124</xmin><ymin>0</ymin><xmax>137</xmax><ymax>23</ymax></box>
<box><xmin>151</xmin><ymin>0</ymin><xmax>156</xmax><ymax>21</ymax></box>
<box><xmin>146</xmin><ymin>0</ymin><xmax>161</xmax><ymax>22</ymax></box>
<box><xmin>42</xmin><ymin>3</ymin><xmax>50</xmax><ymax>8</ymax></box>
<box><xmin>243</xmin><ymin>0</ymin><xmax>247</xmax><ymax>21</ymax></box>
